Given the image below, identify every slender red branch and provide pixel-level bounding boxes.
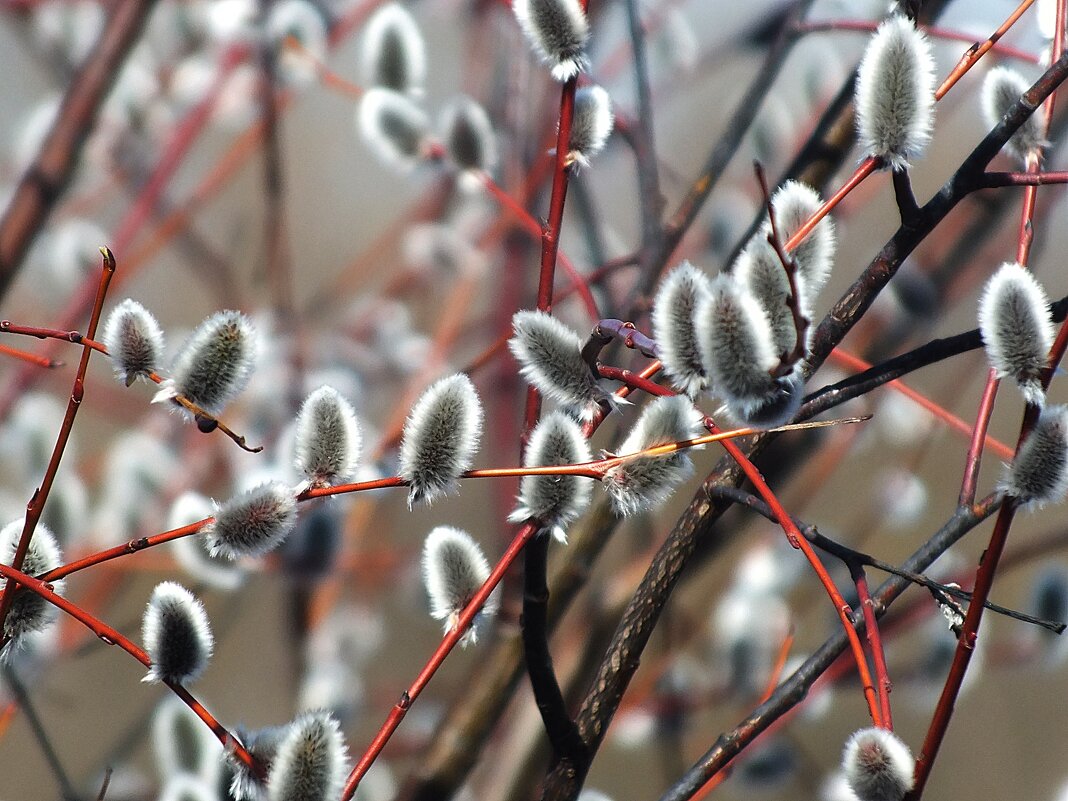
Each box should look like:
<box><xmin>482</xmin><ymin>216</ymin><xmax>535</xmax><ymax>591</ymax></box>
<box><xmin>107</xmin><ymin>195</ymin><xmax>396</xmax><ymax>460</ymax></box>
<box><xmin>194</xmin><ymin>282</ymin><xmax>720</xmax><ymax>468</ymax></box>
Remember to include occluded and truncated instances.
<box><xmin>597</xmin><ymin>364</ymin><xmax>671</xmax><ymax>396</ymax></box>
<box><xmin>934</xmin><ymin>0</ymin><xmax>1036</xmax><ymax>100</ymax></box>
<box><xmin>783</xmin><ymin>157</ymin><xmax>879</xmax><ymax>254</ymax></box>
<box><xmin>959</xmin><ymin>369</ymin><xmax>1001</xmax><ymax>507</ymax></box>
<box><xmin>0</xmin><ymin>343</ymin><xmax>61</xmax><ymax>368</ymax></box>
<box><xmin>852</xmin><ymin>566</ymin><xmax>893</xmax><ymax>730</ymax></box>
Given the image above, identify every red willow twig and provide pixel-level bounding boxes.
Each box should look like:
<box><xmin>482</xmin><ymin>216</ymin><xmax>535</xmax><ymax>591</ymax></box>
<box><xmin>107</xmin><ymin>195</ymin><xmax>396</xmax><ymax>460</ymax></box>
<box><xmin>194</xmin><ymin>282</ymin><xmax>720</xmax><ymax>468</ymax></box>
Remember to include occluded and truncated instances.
<box><xmin>0</xmin><ymin>562</ymin><xmax>263</xmax><ymax>778</ymax></box>
<box><xmin>0</xmin><ymin>343</ymin><xmax>61</xmax><ymax>368</ymax></box>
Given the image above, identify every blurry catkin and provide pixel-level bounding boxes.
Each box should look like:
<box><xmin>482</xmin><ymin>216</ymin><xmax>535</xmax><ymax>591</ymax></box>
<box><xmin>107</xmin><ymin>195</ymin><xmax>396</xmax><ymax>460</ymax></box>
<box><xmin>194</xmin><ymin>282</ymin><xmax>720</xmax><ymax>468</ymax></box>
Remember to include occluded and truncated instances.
<box><xmin>1001</xmin><ymin>404</ymin><xmax>1068</xmax><ymax>508</ymax></box>
<box><xmin>155</xmin><ymin>310</ymin><xmax>255</xmax><ymax>415</ymax></box>
<box><xmin>399</xmin><ymin>373</ymin><xmax>483</xmax><ymax>506</ymax></box>
<box><xmin>855</xmin><ymin>15</ymin><xmax>936</xmax><ymax>169</ymax></box>
<box><xmin>603</xmin><ymin>395</ymin><xmax>704</xmax><ymax>516</ymax></box>
<box><xmin>440</xmin><ymin>96</ymin><xmax>497</xmax><ymax>177</ymax></box>
<box><xmin>421</xmin><ymin>526</ymin><xmax>498</xmax><ymax>646</ymax></box>
<box><xmin>266</xmin><ymin>0</ymin><xmax>327</xmax><ymax>86</ymax></box>
<box><xmin>360</xmin><ymin>2</ymin><xmax>426</xmax><ymax>95</ymax></box>
<box><xmin>767</xmin><ymin>180</ymin><xmax>835</xmax><ymax>299</ymax></box>
<box><xmin>732</xmin><ymin>238</ymin><xmax>802</xmax><ymax>360</ymax></box>
<box><xmin>652</xmin><ymin>261</ymin><xmax>712</xmax><ymax>397</ymax></box>
<box><xmin>982</xmin><ymin>66</ymin><xmax>1045</xmax><ymax>164</ymax></box>
<box><xmin>513</xmin><ymin>0</ymin><xmax>590</xmax><ymax>81</ymax></box>
<box><xmin>357</xmin><ymin>88</ymin><xmax>430</xmax><ymax>171</ymax></box>
<box><xmin>101</xmin><ymin>298</ymin><xmax>164</xmax><ymax>386</ymax></box>
<box><xmin>509</xmin><ymin>309</ymin><xmax>610</xmax><ymax>420</ymax></box>
<box><xmin>141</xmin><ymin>581</ymin><xmax>214</xmax><ymax>685</ymax></box>
<box><xmin>841</xmin><ymin>727</ymin><xmax>915</xmax><ymax>801</ymax></box>
<box><xmin>159</xmin><ymin>775</ymin><xmax>217</xmax><ymax>801</ymax></box>
<box><xmin>267</xmin><ymin>711</ymin><xmax>348</xmax><ymax>801</ymax></box>
<box><xmin>294</xmin><ymin>385</ymin><xmax>362</xmax><ymax>487</ymax></box>
<box><xmin>152</xmin><ymin>695</ymin><xmax>222</xmax><ymax>783</ymax></box>
<box><xmin>508</xmin><ymin>411</ymin><xmax>593</xmax><ymax>542</ymax></box>
<box><xmin>0</xmin><ymin>521</ymin><xmax>65</xmax><ymax>653</ymax></box>
<box><xmin>568</xmin><ymin>85</ymin><xmax>614</xmax><ymax>167</ymax></box>
<box><xmin>978</xmin><ymin>261</ymin><xmax>1054</xmax><ymax>406</ymax></box>
<box><xmin>204</xmin><ymin>481</ymin><xmax>298</xmax><ymax>559</ymax></box>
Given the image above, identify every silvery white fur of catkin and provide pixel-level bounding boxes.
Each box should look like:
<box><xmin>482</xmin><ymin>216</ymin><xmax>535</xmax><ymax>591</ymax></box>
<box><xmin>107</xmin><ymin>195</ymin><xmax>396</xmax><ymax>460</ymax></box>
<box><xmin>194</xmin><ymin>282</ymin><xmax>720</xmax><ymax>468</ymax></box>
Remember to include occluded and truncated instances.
<box><xmin>357</xmin><ymin>88</ymin><xmax>429</xmax><ymax>171</ymax></box>
<box><xmin>978</xmin><ymin>261</ymin><xmax>1054</xmax><ymax>406</ymax></box>
<box><xmin>152</xmin><ymin>695</ymin><xmax>223</xmax><ymax>785</ymax></box>
<box><xmin>1001</xmin><ymin>404</ymin><xmax>1068</xmax><ymax>509</ymax></box>
<box><xmin>155</xmin><ymin>310</ymin><xmax>255</xmax><ymax>416</ymax></box>
<box><xmin>854</xmin><ymin>15</ymin><xmax>936</xmax><ymax>170</ymax></box>
<box><xmin>696</xmin><ymin>274</ymin><xmax>783</xmax><ymax>420</ymax></box>
<box><xmin>440</xmin><ymin>96</ymin><xmax>497</xmax><ymax>177</ymax></box>
<box><xmin>101</xmin><ymin>298</ymin><xmax>164</xmax><ymax>386</ymax></box>
<box><xmin>294</xmin><ymin>385</ymin><xmax>362</xmax><ymax>487</ymax></box>
<box><xmin>569</xmin><ymin>85</ymin><xmax>614</xmax><ymax>168</ymax></box>
<box><xmin>266</xmin><ymin>711</ymin><xmax>348</xmax><ymax>801</ymax></box>
<box><xmin>509</xmin><ymin>309</ymin><xmax>611</xmax><ymax>420</ymax></box>
<box><xmin>0</xmin><ymin>520</ymin><xmax>65</xmax><ymax>653</ymax></box>
<box><xmin>732</xmin><ymin>237</ymin><xmax>803</xmax><ymax>360</ymax></box>
<box><xmin>841</xmin><ymin>727</ymin><xmax>915</xmax><ymax>801</ymax></box>
<box><xmin>422</xmin><ymin>526</ymin><xmax>499</xmax><ymax>646</ymax></box>
<box><xmin>603</xmin><ymin>395</ymin><xmax>704</xmax><ymax>516</ymax></box>
<box><xmin>168</xmin><ymin>492</ymin><xmax>245</xmax><ymax>592</ymax></box>
<box><xmin>265</xmin><ymin>0</ymin><xmax>327</xmax><ymax>87</ymax></box>
<box><xmin>982</xmin><ymin>66</ymin><xmax>1046</xmax><ymax>164</ymax></box>
<box><xmin>204</xmin><ymin>481</ymin><xmax>298</xmax><ymax>559</ymax></box>
<box><xmin>651</xmin><ymin>261</ymin><xmax>712</xmax><ymax>397</ymax></box>
<box><xmin>767</xmin><ymin>180</ymin><xmax>835</xmax><ymax>300</ymax></box>
<box><xmin>508</xmin><ymin>411</ymin><xmax>593</xmax><ymax>542</ymax></box>
<box><xmin>399</xmin><ymin>373</ymin><xmax>483</xmax><ymax>507</ymax></box>
<box><xmin>141</xmin><ymin>581</ymin><xmax>214</xmax><ymax>685</ymax></box>
<box><xmin>513</xmin><ymin>0</ymin><xmax>590</xmax><ymax>81</ymax></box>
<box><xmin>360</xmin><ymin>2</ymin><xmax>426</xmax><ymax>95</ymax></box>
<box><xmin>229</xmin><ymin>724</ymin><xmax>288</xmax><ymax>801</ymax></box>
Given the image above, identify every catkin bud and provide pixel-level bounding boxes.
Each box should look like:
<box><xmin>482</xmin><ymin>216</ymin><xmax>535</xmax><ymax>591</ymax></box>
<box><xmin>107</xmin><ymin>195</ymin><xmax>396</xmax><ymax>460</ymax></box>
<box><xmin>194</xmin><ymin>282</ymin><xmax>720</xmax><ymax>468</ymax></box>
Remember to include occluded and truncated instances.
<box><xmin>155</xmin><ymin>310</ymin><xmax>255</xmax><ymax>415</ymax></box>
<box><xmin>399</xmin><ymin>373</ymin><xmax>483</xmax><ymax>507</ymax></box>
<box><xmin>568</xmin><ymin>85</ymin><xmax>614</xmax><ymax>168</ymax></box>
<box><xmin>513</xmin><ymin>0</ymin><xmax>590</xmax><ymax>81</ymax></box>
<box><xmin>361</xmin><ymin>3</ymin><xmax>426</xmax><ymax>95</ymax></box>
<box><xmin>509</xmin><ymin>309</ymin><xmax>611</xmax><ymax>421</ymax></box>
<box><xmin>142</xmin><ymin>581</ymin><xmax>214</xmax><ymax>685</ymax></box>
<box><xmin>204</xmin><ymin>481</ymin><xmax>298</xmax><ymax>559</ymax></box>
<box><xmin>169</xmin><ymin>492</ymin><xmax>245</xmax><ymax>592</ymax></box>
<box><xmin>266</xmin><ymin>711</ymin><xmax>348</xmax><ymax>801</ymax></box>
<box><xmin>855</xmin><ymin>16</ymin><xmax>936</xmax><ymax>170</ymax></box>
<box><xmin>0</xmin><ymin>521</ymin><xmax>65</xmax><ymax>654</ymax></box>
<box><xmin>421</xmin><ymin>526</ymin><xmax>498</xmax><ymax>646</ymax></box>
<box><xmin>841</xmin><ymin>727</ymin><xmax>915</xmax><ymax>801</ymax></box>
<box><xmin>228</xmin><ymin>725</ymin><xmax>287</xmax><ymax>801</ymax></box>
<box><xmin>295</xmin><ymin>385</ymin><xmax>362</xmax><ymax>487</ymax></box>
<box><xmin>357</xmin><ymin>88</ymin><xmax>430</xmax><ymax>171</ymax></box>
<box><xmin>982</xmin><ymin>66</ymin><xmax>1046</xmax><ymax>163</ymax></box>
<box><xmin>1001</xmin><ymin>404</ymin><xmax>1068</xmax><ymax>508</ymax></box>
<box><xmin>603</xmin><ymin>395</ymin><xmax>704</xmax><ymax>516</ymax></box>
<box><xmin>767</xmin><ymin>180</ymin><xmax>835</xmax><ymax>299</ymax></box>
<box><xmin>508</xmin><ymin>411</ymin><xmax>593</xmax><ymax>542</ymax></box>
<box><xmin>651</xmin><ymin>261</ymin><xmax>712</xmax><ymax>397</ymax></box>
<box><xmin>978</xmin><ymin>261</ymin><xmax>1054</xmax><ymax>406</ymax></box>
<box><xmin>440</xmin><ymin>96</ymin><xmax>497</xmax><ymax>176</ymax></box>
<box><xmin>732</xmin><ymin>238</ymin><xmax>802</xmax><ymax>360</ymax></box>
<box><xmin>266</xmin><ymin>0</ymin><xmax>328</xmax><ymax>86</ymax></box>
<box><xmin>101</xmin><ymin>298</ymin><xmax>165</xmax><ymax>386</ymax></box>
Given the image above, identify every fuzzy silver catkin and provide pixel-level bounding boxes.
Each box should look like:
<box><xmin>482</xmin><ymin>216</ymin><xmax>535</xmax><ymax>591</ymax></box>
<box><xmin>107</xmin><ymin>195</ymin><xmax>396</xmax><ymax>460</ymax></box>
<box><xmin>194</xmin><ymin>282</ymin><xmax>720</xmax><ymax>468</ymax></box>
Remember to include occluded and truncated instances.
<box><xmin>1001</xmin><ymin>404</ymin><xmax>1068</xmax><ymax>508</ymax></box>
<box><xmin>229</xmin><ymin>724</ymin><xmax>288</xmax><ymax>801</ymax></box>
<box><xmin>101</xmin><ymin>298</ymin><xmax>164</xmax><ymax>386</ymax></box>
<box><xmin>357</xmin><ymin>88</ymin><xmax>429</xmax><ymax>171</ymax></box>
<box><xmin>568</xmin><ymin>85</ymin><xmax>614</xmax><ymax>167</ymax></box>
<box><xmin>508</xmin><ymin>411</ymin><xmax>593</xmax><ymax>542</ymax></box>
<box><xmin>841</xmin><ymin>727</ymin><xmax>915</xmax><ymax>801</ymax></box>
<box><xmin>440</xmin><ymin>96</ymin><xmax>497</xmax><ymax>177</ymax></box>
<box><xmin>0</xmin><ymin>521</ymin><xmax>65</xmax><ymax>655</ymax></box>
<box><xmin>732</xmin><ymin>238</ymin><xmax>802</xmax><ymax>360</ymax></box>
<box><xmin>266</xmin><ymin>711</ymin><xmax>348</xmax><ymax>801</ymax></box>
<box><xmin>513</xmin><ymin>0</ymin><xmax>590</xmax><ymax>81</ymax></box>
<box><xmin>982</xmin><ymin>66</ymin><xmax>1046</xmax><ymax>163</ymax></box>
<box><xmin>168</xmin><ymin>492</ymin><xmax>245</xmax><ymax>592</ymax></box>
<box><xmin>603</xmin><ymin>395</ymin><xmax>704</xmax><ymax>516</ymax></box>
<box><xmin>978</xmin><ymin>261</ymin><xmax>1054</xmax><ymax>406</ymax></box>
<box><xmin>767</xmin><ymin>180</ymin><xmax>835</xmax><ymax>300</ymax></box>
<box><xmin>421</xmin><ymin>526</ymin><xmax>498</xmax><ymax>646</ymax></box>
<box><xmin>155</xmin><ymin>310</ymin><xmax>255</xmax><ymax>415</ymax></box>
<box><xmin>294</xmin><ymin>385</ymin><xmax>362</xmax><ymax>487</ymax></box>
<box><xmin>204</xmin><ymin>481</ymin><xmax>298</xmax><ymax>559</ymax></box>
<box><xmin>855</xmin><ymin>15</ymin><xmax>936</xmax><ymax>170</ymax></box>
<box><xmin>652</xmin><ymin>261</ymin><xmax>712</xmax><ymax>397</ymax></box>
<box><xmin>509</xmin><ymin>309</ymin><xmax>610</xmax><ymax>420</ymax></box>
<box><xmin>399</xmin><ymin>373</ymin><xmax>483</xmax><ymax>506</ymax></box>
<box><xmin>141</xmin><ymin>581</ymin><xmax>214</xmax><ymax>685</ymax></box>
<box><xmin>361</xmin><ymin>2</ymin><xmax>426</xmax><ymax>95</ymax></box>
